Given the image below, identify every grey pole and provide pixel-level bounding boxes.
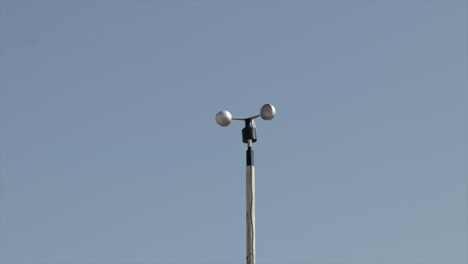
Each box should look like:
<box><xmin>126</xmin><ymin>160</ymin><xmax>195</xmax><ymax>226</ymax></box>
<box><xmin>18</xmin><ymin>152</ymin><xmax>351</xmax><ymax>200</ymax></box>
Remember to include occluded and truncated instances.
<box><xmin>246</xmin><ymin>139</ymin><xmax>256</xmax><ymax>264</ymax></box>
<box><xmin>215</xmin><ymin>104</ymin><xmax>276</xmax><ymax>264</ymax></box>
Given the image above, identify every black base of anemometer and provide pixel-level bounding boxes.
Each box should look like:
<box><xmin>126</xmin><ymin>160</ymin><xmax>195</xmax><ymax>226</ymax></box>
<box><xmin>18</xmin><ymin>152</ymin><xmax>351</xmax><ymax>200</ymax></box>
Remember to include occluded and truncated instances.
<box><xmin>242</xmin><ymin>119</ymin><xmax>257</xmax><ymax>144</ymax></box>
<box><xmin>242</xmin><ymin>119</ymin><xmax>256</xmax><ymax>166</ymax></box>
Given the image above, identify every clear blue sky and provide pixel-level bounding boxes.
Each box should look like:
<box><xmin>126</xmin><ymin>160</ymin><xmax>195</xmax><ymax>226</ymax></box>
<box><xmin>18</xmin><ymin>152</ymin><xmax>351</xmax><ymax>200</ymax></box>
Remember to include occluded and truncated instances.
<box><xmin>1</xmin><ymin>1</ymin><xmax>467</xmax><ymax>263</ymax></box>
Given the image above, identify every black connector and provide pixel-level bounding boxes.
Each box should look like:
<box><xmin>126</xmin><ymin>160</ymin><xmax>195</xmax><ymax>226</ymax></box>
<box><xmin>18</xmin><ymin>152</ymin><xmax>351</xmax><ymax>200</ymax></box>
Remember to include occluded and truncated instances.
<box><xmin>242</xmin><ymin>119</ymin><xmax>257</xmax><ymax>144</ymax></box>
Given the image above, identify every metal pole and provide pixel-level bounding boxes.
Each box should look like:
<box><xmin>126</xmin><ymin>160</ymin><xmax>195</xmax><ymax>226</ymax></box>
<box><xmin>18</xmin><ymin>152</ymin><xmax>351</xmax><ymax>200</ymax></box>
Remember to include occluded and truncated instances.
<box><xmin>246</xmin><ymin>140</ymin><xmax>256</xmax><ymax>264</ymax></box>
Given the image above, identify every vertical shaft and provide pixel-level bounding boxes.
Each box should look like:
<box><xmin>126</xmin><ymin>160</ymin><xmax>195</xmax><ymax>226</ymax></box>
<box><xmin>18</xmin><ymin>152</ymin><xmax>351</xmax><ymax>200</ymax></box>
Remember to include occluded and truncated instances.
<box><xmin>246</xmin><ymin>142</ymin><xmax>255</xmax><ymax>264</ymax></box>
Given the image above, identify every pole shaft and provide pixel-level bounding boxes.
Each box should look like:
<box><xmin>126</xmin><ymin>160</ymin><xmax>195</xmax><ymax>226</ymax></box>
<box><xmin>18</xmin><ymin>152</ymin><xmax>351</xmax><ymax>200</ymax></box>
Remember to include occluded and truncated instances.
<box><xmin>246</xmin><ymin>146</ymin><xmax>256</xmax><ymax>264</ymax></box>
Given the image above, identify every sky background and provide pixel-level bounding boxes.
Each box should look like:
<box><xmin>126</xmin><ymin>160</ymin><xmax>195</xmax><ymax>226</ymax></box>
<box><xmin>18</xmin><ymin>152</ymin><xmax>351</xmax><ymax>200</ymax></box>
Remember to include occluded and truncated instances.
<box><xmin>0</xmin><ymin>1</ymin><xmax>467</xmax><ymax>264</ymax></box>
